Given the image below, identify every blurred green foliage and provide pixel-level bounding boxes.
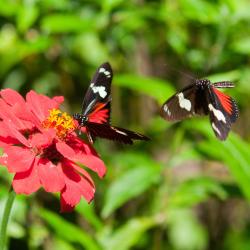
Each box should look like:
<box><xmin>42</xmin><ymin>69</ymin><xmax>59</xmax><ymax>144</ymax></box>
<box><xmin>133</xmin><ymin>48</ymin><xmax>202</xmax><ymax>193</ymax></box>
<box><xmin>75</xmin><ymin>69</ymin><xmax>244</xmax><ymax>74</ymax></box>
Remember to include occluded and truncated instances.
<box><xmin>0</xmin><ymin>0</ymin><xmax>250</xmax><ymax>249</ymax></box>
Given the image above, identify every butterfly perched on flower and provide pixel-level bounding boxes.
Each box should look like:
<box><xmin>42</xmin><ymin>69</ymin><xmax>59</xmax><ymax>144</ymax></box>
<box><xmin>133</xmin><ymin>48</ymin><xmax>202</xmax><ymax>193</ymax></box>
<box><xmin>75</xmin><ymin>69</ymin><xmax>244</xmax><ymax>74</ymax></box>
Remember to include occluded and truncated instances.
<box><xmin>160</xmin><ymin>79</ymin><xmax>239</xmax><ymax>140</ymax></box>
<box><xmin>73</xmin><ymin>62</ymin><xmax>149</xmax><ymax>144</ymax></box>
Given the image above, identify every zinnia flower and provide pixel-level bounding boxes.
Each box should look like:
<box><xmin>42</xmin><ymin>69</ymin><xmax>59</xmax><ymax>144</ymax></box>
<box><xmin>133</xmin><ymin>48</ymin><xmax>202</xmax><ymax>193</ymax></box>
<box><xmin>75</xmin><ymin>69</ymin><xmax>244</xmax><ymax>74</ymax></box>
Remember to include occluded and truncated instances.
<box><xmin>0</xmin><ymin>89</ymin><xmax>106</xmax><ymax>212</ymax></box>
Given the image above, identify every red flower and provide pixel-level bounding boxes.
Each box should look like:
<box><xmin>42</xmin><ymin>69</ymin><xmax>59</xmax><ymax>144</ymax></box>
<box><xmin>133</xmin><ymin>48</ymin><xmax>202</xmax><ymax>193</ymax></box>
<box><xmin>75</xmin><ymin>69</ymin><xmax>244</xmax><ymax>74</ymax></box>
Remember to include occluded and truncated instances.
<box><xmin>0</xmin><ymin>89</ymin><xmax>106</xmax><ymax>212</ymax></box>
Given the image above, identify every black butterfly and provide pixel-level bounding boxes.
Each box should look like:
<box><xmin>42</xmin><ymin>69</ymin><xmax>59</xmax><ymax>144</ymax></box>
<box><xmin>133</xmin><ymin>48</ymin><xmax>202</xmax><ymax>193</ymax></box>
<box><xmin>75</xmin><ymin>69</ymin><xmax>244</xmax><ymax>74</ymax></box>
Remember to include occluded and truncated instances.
<box><xmin>73</xmin><ymin>62</ymin><xmax>149</xmax><ymax>144</ymax></box>
<box><xmin>160</xmin><ymin>79</ymin><xmax>239</xmax><ymax>140</ymax></box>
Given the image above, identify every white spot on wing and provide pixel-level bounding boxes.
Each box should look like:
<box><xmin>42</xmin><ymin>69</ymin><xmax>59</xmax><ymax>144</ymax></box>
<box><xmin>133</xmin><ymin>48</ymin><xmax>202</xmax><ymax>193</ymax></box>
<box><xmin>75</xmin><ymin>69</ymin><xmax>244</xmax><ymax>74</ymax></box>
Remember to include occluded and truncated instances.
<box><xmin>112</xmin><ymin>127</ymin><xmax>127</xmax><ymax>136</ymax></box>
<box><xmin>208</xmin><ymin>104</ymin><xmax>226</xmax><ymax>123</ymax></box>
<box><xmin>177</xmin><ymin>93</ymin><xmax>192</xmax><ymax>111</ymax></box>
<box><xmin>163</xmin><ymin>104</ymin><xmax>171</xmax><ymax>116</ymax></box>
<box><xmin>211</xmin><ymin>122</ymin><xmax>221</xmax><ymax>136</ymax></box>
<box><xmin>99</xmin><ymin>67</ymin><xmax>111</xmax><ymax>78</ymax></box>
<box><xmin>99</xmin><ymin>67</ymin><xmax>105</xmax><ymax>73</ymax></box>
<box><xmin>90</xmin><ymin>84</ymin><xmax>107</xmax><ymax>98</ymax></box>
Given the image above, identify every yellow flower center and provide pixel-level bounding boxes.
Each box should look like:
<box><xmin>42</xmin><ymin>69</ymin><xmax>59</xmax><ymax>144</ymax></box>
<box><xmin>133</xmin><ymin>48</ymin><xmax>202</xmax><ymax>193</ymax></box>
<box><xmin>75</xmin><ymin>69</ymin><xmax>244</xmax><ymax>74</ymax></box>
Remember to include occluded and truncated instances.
<box><xmin>42</xmin><ymin>109</ymin><xmax>76</xmax><ymax>139</ymax></box>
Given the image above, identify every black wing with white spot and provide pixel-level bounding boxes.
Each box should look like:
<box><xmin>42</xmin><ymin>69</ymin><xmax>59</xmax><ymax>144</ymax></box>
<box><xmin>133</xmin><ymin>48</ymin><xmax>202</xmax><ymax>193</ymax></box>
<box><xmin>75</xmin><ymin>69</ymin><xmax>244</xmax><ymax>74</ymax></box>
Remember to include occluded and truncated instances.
<box><xmin>73</xmin><ymin>62</ymin><xmax>150</xmax><ymax>144</ymax></box>
<box><xmin>85</xmin><ymin>122</ymin><xmax>150</xmax><ymax>144</ymax></box>
<box><xmin>160</xmin><ymin>79</ymin><xmax>239</xmax><ymax>141</ymax></box>
<box><xmin>206</xmin><ymin>85</ymin><xmax>238</xmax><ymax>140</ymax></box>
<box><xmin>81</xmin><ymin>62</ymin><xmax>113</xmax><ymax>117</ymax></box>
<box><xmin>160</xmin><ymin>84</ymin><xmax>207</xmax><ymax>121</ymax></box>
<box><xmin>211</xmin><ymin>83</ymin><xmax>239</xmax><ymax>123</ymax></box>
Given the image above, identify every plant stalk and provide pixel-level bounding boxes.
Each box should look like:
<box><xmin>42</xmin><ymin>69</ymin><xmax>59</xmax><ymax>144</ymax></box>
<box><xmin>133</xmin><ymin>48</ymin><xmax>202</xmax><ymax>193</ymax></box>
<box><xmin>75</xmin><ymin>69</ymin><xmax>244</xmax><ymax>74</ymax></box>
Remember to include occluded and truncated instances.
<box><xmin>0</xmin><ymin>188</ymin><xmax>16</xmax><ymax>250</ymax></box>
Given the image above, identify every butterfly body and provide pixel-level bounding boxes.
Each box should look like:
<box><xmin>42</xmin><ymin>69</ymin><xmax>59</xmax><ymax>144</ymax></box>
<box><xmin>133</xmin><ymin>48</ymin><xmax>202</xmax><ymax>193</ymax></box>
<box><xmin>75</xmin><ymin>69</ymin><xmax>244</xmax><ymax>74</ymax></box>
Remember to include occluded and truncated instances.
<box><xmin>73</xmin><ymin>113</ymin><xmax>88</xmax><ymax>126</ymax></box>
<box><xmin>73</xmin><ymin>62</ymin><xmax>149</xmax><ymax>144</ymax></box>
<box><xmin>160</xmin><ymin>79</ymin><xmax>239</xmax><ymax>140</ymax></box>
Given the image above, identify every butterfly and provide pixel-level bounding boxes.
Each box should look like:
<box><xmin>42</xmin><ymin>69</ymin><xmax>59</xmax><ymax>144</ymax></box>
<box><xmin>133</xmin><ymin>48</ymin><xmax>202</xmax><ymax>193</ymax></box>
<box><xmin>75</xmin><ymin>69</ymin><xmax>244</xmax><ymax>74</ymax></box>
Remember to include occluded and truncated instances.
<box><xmin>73</xmin><ymin>62</ymin><xmax>149</xmax><ymax>144</ymax></box>
<box><xmin>160</xmin><ymin>79</ymin><xmax>239</xmax><ymax>140</ymax></box>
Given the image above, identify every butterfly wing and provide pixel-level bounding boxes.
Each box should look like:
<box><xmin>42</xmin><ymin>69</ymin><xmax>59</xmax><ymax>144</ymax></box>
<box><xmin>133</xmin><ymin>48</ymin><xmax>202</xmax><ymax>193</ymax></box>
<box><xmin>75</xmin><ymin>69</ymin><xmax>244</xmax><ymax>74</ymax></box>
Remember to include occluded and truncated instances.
<box><xmin>85</xmin><ymin>122</ymin><xmax>149</xmax><ymax>144</ymax></box>
<box><xmin>206</xmin><ymin>85</ymin><xmax>239</xmax><ymax>140</ymax></box>
<box><xmin>212</xmin><ymin>83</ymin><xmax>239</xmax><ymax>123</ymax></box>
<box><xmin>88</xmin><ymin>102</ymin><xmax>111</xmax><ymax>124</ymax></box>
<box><xmin>77</xmin><ymin>62</ymin><xmax>149</xmax><ymax>144</ymax></box>
<box><xmin>160</xmin><ymin>84</ymin><xmax>207</xmax><ymax>121</ymax></box>
<box><xmin>81</xmin><ymin>62</ymin><xmax>113</xmax><ymax>124</ymax></box>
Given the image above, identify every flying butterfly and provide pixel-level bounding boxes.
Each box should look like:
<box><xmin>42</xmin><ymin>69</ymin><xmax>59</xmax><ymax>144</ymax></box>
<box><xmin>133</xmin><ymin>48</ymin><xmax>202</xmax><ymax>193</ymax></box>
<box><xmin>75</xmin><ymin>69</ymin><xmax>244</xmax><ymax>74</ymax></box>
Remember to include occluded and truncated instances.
<box><xmin>73</xmin><ymin>62</ymin><xmax>149</xmax><ymax>144</ymax></box>
<box><xmin>160</xmin><ymin>79</ymin><xmax>239</xmax><ymax>140</ymax></box>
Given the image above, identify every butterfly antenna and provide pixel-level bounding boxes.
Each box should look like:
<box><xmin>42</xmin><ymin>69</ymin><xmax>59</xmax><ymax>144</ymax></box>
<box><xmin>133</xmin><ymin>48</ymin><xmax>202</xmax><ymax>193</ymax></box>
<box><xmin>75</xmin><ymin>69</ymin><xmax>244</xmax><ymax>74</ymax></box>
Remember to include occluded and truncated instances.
<box><xmin>213</xmin><ymin>81</ymin><xmax>235</xmax><ymax>88</ymax></box>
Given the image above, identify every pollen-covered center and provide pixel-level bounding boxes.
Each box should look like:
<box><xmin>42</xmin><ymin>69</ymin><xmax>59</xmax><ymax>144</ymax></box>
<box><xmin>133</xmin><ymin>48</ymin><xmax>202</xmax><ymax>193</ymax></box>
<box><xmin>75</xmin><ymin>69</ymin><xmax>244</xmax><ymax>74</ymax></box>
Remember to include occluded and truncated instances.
<box><xmin>42</xmin><ymin>109</ymin><xmax>76</xmax><ymax>139</ymax></box>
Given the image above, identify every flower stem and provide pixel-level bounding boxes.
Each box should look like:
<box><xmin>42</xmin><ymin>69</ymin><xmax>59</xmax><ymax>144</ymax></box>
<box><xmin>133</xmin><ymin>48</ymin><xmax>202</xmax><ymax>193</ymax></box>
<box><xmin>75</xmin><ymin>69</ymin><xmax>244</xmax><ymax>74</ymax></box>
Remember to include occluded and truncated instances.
<box><xmin>0</xmin><ymin>188</ymin><xmax>16</xmax><ymax>250</ymax></box>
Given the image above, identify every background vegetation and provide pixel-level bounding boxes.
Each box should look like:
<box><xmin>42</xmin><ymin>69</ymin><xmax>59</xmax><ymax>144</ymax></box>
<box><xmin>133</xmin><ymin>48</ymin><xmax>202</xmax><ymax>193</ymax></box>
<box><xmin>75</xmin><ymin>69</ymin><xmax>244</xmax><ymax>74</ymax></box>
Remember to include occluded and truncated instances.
<box><xmin>0</xmin><ymin>0</ymin><xmax>250</xmax><ymax>249</ymax></box>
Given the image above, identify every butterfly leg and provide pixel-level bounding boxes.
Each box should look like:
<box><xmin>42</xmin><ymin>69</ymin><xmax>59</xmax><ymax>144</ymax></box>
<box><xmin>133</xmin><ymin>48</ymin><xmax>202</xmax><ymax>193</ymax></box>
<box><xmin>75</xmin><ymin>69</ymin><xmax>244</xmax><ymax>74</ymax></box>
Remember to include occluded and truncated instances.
<box><xmin>86</xmin><ymin>127</ymin><xmax>94</xmax><ymax>144</ymax></box>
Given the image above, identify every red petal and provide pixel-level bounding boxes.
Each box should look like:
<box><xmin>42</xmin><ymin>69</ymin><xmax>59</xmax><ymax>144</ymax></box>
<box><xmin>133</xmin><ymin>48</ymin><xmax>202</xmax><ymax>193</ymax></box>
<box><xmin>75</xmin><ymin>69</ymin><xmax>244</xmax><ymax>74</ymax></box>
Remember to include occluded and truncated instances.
<box><xmin>14</xmin><ymin>103</ymin><xmax>41</xmax><ymax>129</ymax></box>
<box><xmin>0</xmin><ymin>89</ymin><xmax>25</xmax><ymax>106</ymax></box>
<box><xmin>72</xmin><ymin>164</ymin><xmax>95</xmax><ymax>187</ymax></box>
<box><xmin>63</xmin><ymin>161</ymin><xmax>95</xmax><ymax>202</ymax></box>
<box><xmin>0</xmin><ymin>136</ymin><xmax>19</xmax><ymax>148</ymax></box>
<box><xmin>52</xmin><ymin>96</ymin><xmax>64</xmax><ymax>105</ymax></box>
<box><xmin>59</xmin><ymin>161</ymin><xmax>95</xmax><ymax>212</ymax></box>
<box><xmin>1</xmin><ymin>121</ymin><xmax>31</xmax><ymax>147</ymax></box>
<box><xmin>0</xmin><ymin>122</ymin><xmax>21</xmax><ymax>145</ymax></box>
<box><xmin>30</xmin><ymin>129</ymin><xmax>56</xmax><ymax>148</ymax></box>
<box><xmin>26</xmin><ymin>91</ymin><xmax>63</xmax><ymax>122</ymax></box>
<box><xmin>73</xmin><ymin>138</ymin><xmax>107</xmax><ymax>177</ymax></box>
<box><xmin>26</xmin><ymin>91</ymin><xmax>49</xmax><ymax>121</ymax></box>
<box><xmin>60</xmin><ymin>193</ymin><xmax>74</xmax><ymax>212</ymax></box>
<box><xmin>0</xmin><ymin>99</ymin><xmax>31</xmax><ymax>131</ymax></box>
<box><xmin>60</xmin><ymin>186</ymin><xmax>81</xmax><ymax>212</ymax></box>
<box><xmin>60</xmin><ymin>172</ymin><xmax>82</xmax><ymax>211</ymax></box>
<box><xmin>13</xmin><ymin>158</ymin><xmax>41</xmax><ymax>194</ymax></box>
<box><xmin>56</xmin><ymin>141</ymin><xmax>75</xmax><ymax>156</ymax></box>
<box><xmin>77</xmin><ymin>154</ymin><xmax>106</xmax><ymax>178</ymax></box>
<box><xmin>56</xmin><ymin>141</ymin><xmax>106</xmax><ymax>177</ymax></box>
<box><xmin>37</xmin><ymin>159</ymin><xmax>65</xmax><ymax>192</ymax></box>
<box><xmin>4</xmin><ymin>146</ymin><xmax>35</xmax><ymax>173</ymax></box>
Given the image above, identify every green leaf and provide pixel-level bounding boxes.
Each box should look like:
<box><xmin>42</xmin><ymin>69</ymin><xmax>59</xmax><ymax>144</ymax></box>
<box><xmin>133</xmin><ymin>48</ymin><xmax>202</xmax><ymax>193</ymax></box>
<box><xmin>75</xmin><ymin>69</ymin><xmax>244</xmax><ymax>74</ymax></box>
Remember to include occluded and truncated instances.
<box><xmin>102</xmin><ymin>156</ymin><xmax>161</xmax><ymax>217</ymax></box>
<box><xmin>17</xmin><ymin>4</ymin><xmax>39</xmax><ymax>32</ymax></box>
<box><xmin>102</xmin><ymin>0</ymin><xmax>125</xmax><ymax>12</ymax></box>
<box><xmin>99</xmin><ymin>217</ymin><xmax>156</xmax><ymax>250</ymax></box>
<box><xmin>180</xmin><ymin>0</ymin><xmax>220</xmax><ymax>24</ymax></box>
<box><xmin>50</xmin><ymin>237</ymin><xmax>77</xmax><ymax>250</ymax></box>
<box><xmin>39</xmin><ymin>208</ymin><xmax>101</xmax><ymax>250</ymax></box>
<box><xmin>167</xmin><ymin>208</ymin><xmax>208</xmax><ymax>250</ymax></box>
<box><xmin>0</xmin><ymin>32</ymin><xmax>51</xmax><ymax>76</ymax></box>
<box><xmin>187</xmin><ymin>120</ymin><xmax>250</xmax><ymax>200</ymax></box>
<box><xmin>33</xmin><ymin>72</ymin><xmax>59</xmax><ymax>94</ymax></box>
<box><xmin>0</xmin><ymin>0</ymin><xmax>19</xmax><ymax>17</ymax></box>
<box><xmin>29</xmin><ymin>223</ymin><xmax>48</xmax><ymax>248</ymax></box>
<box><xmin>40</xmin><ymin>0</ymin><xmax>70</xmax><ymax>11</ymax></box>
<box><xmin>76</xmin><ymin>200</ymin><xmax>104</xmax><ymax>231</ymax></box>
<box><xmin>114</xmin><ymin>74</ymin><xmax>174</xmax><ymax>104</ymax></box>
<box><xmin>72</xmin><ymin>33</ymin><xmax>108</xmax><ymax>65</ymax></box>
<box><xmin>169</xmin><ymin>177</ymin><xmax>228</xmax><ymax>207</ymax></box>
<box><xmin>41</xmin><ymin>14</ymin><xmax>94</xmax><ymax>33</ymax></box>
<box><xmin>169</xmin><ymin>146</ymin><xmax>202</xmax><ymax>167</ymax></box>
<box><xmin>2</xmin><ymin>69</ymin><xmax>26</xmax><ymax>90</ymax></box>
<box><xmin>231</xmin><ymin>37</ymin><xmax>250</xmax><ymax>54</ymax></box>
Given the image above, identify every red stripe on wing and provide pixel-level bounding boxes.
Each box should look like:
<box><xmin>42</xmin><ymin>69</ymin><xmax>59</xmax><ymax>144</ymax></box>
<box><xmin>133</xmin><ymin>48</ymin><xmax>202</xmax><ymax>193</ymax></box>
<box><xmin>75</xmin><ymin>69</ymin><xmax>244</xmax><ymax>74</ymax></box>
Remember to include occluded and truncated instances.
<box><xmin>88</xmin><ymin>103</ymin><xmax>109</xmax><ymax>124</ymax></box>
<box><xmin>212</xmin><ymin>87</ymin><xmax>233</xmax><ymax>114</ymax></box>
